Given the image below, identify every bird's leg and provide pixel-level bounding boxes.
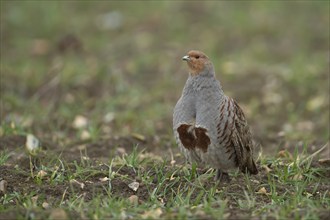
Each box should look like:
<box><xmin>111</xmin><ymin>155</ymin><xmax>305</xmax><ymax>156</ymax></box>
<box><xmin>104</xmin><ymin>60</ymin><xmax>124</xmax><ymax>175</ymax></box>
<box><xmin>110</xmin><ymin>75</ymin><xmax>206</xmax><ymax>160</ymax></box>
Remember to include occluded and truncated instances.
<box><xmin>215</xmin><ymin>169</ymin><xmax>231</xmax><ymax>182</ymax></box>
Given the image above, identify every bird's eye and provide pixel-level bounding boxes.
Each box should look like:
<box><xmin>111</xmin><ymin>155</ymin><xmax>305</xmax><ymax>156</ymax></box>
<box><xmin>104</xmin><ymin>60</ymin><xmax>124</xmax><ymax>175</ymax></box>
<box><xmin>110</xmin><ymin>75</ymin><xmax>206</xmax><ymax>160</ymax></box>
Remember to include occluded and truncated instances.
<box><xmin>196</xmin><ymin>56</ymin><xmax>200</xmax><ymax>59</ymax></box>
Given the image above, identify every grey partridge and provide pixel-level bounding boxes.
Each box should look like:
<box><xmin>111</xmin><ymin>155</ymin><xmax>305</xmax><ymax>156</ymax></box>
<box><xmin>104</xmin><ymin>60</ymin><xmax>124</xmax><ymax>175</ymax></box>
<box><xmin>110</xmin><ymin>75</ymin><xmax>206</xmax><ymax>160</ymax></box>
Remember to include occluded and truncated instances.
<box><xmin>173</xmin><ymin>50</ymin><xmax>258</xmax><ymax>182</ymax></box>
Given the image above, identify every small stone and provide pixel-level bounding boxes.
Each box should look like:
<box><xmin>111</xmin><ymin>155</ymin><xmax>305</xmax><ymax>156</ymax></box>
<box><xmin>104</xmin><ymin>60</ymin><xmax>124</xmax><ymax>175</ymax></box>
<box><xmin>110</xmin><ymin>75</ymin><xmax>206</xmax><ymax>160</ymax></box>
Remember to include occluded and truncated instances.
<box><xmin>141</xmin><ymin>208</ymin><xmax>162</xmax><ymax>219</ymax></box>
<box><xmin>77</xmin><ymin>145</ymin><xmax>86</xmax><ymax>150</ymax></box>
<box><xmin>293</xmin><ymin>174</ymin><xmax>303</xmax><ymax>180</ymax></box>
<box><xmin>128</xmin><ymin>195</ymin><xmax>139</xmax><ymax>204</ymax></box>
<box><xmin>26</xmin><ymin>134</ymin><xmax>40</xmax><ymax>153</ymax></box>
<box><xmin>103</xmin><ymin>112</ymin><xmax>115</xmax><ymax>123</ymax></box>
<box><xmin>277</xmin><ymin>131</ymin><xmax>285</xmax><ymax>137</ymax></box>
<box><xmin>96</xmin><ymin>11</ymin><xmax>123</xmax><ymax>31</ymax></box>
<box><xmin>250</xmin><ymin>179</ymin><xmax>260</xmax><ymax>184</ymax></box>
<box><xmin>0</xmin><ymin>180</ymin><xmax>8</xmax><ymax>193</ymax></box>
<box><xmin>42</xmin><ymin>202</ymin><xmax>50</xmax><ymax>209</ymax></box>
<box><xmin>49</xmin><ymin>208</ymin><xmax>67</xmax><ymax>220</ymax></box>
<box><xmin>82</xmin><ymin>156</ymin><xmax>90</xmax><ymax>161</ymax></box>
<box><xmin>128</xmin><ymin>181</ymin><xmax>139</xmax><ymax>192</ymax></box>
<box><xmin>80</xmin><ymin>130</ymin><xmax>91</xmax><ymax>140</ymax></box>
<box><xmin>72</xmin><ymin>115</ymin><xmax>88</xmax><ymax>129</ymax></box>
<box><xmin>31</xmin><ymin>39</ymin><xmax>50</xmax><ymax>56</ymax></box>
<box><xmin>195</xmin><ymin>209</ymin><xmax>206</xmax><ymax>217</ymax></box>
<box><xmin>31</xmin><ymin>195</ymin><xmax>38</xmax><ymax>205</ymax></box>
<box><xmin>116</xmin><ymin>147</ymin><xmax>126</xmax><ymax>156</ymax></box>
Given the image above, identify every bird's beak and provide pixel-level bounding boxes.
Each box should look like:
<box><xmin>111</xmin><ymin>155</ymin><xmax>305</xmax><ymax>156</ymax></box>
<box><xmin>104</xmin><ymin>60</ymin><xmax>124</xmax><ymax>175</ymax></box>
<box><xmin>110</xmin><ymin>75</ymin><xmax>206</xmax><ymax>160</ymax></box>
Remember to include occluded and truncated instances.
<box><xmin>182</xmin><ymin>55</ymin><xmax>190</xmax><ymax>61</ymax></box>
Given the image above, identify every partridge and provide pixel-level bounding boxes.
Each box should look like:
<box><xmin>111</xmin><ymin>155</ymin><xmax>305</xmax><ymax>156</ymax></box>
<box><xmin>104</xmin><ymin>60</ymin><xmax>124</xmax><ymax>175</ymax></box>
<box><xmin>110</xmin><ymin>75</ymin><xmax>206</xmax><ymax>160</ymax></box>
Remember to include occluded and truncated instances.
<box><xmin>173</xmin><ymin>50</ymin><xmax>258</xmax><ymax>182</ymax></box>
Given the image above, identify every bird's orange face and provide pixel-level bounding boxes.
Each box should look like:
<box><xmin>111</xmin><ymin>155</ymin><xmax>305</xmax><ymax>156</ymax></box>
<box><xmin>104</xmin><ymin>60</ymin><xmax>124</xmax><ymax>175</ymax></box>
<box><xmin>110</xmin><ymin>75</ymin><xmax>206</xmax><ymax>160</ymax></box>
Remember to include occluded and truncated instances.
<box><xmin>182</xmin><ymin>50</ymin><xmax>211</xmax><ymax>76</ymax></box>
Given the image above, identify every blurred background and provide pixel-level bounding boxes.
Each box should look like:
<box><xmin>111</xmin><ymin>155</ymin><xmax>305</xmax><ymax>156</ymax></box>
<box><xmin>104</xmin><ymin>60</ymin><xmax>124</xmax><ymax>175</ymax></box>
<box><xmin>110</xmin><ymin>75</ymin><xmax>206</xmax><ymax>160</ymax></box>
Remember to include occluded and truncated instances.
<box><xmin>1</xmin><ymin>1</ymin><xmax>329</xmax><ymax>155</ymax></box>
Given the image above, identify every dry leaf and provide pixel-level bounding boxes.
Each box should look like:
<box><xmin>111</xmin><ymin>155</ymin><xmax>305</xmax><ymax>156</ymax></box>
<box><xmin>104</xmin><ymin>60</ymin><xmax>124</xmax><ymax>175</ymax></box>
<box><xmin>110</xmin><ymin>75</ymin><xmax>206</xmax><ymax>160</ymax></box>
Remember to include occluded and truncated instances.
<box><xmin>305</xmin><ymin>192</ymin><xmax>313</xmax><ymax>198</ymax></box>
<box><xmin>128</xmin><ymin>181</ymin><xmax>139</xmax><ymax>191</ymax></box>
<box><xmin>318</xmin><ymin>158</ymin><xmax>330</xmax><ymax>166</ymax></box>
<box><xmin>169</xmin><ymin>173</ymin><xmax>176</xmax><ymax>181</ymax></box>
<box><xmin>37</xmin><ymin>170</ymin><xmax>47</xmax><ymax>178</ymax></box>
<box><xmin>277</xmin><ymin>150</ymin><xmax>286</xmax><ymax>158</ymax></box>
<box><xmin>99</xmin><ymin>177</ymin><xmax>109</xmax><ymax>182</ymax></box>
<box><xmin>131</xmin><ymin>133</ymin><xmax>146</xmax><ymax>142</ymax></box>
<box><xmin>216</xmin><ymin>189</ymin><xmax>222</xmax><ymax>193</ymax></box>
<box><xmin>251</xmin><ymin>179</ymin><xmax>260</xmax><ymax>184</ymax></box>
<box><xmin>70</xmin><ymin>179</ymin><xmax>85</xmax><ymax>189</ymax></box>
<box><xmin>158</xmin><ymin>197</ymin><xmax>165</xmax><ymax>205</ymax></box>
<box><xmin>277</xmin><ymin>150</ymin><xmax>292</xmax><ymax>159</ymax></box>
<box><xmin>257</xmin><ymin>187</ymin><xmax>269</xmax><ymax>195</ymax></box>
<box><xmin>261</xmin><ymin>165</ymin><xmax>272</xmax><ymax>173</ymax></box>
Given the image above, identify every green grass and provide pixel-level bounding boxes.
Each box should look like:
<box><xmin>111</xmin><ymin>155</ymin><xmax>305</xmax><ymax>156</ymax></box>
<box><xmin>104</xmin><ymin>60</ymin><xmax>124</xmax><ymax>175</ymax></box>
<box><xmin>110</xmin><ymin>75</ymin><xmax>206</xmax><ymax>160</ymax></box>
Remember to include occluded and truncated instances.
<box><xmin>1</xmin><ymin>146</ymin><xmax>329</xmax><ymax>219</ymax></box>
<box><xmin>0</xmin><ymin>151</ymin><xmax>9</xmax><ymax>166</ymax></box>
<box><xmin>1</xmin><ymin>1</ymin><xmax>329</xmax><ymax>219</ymax></box>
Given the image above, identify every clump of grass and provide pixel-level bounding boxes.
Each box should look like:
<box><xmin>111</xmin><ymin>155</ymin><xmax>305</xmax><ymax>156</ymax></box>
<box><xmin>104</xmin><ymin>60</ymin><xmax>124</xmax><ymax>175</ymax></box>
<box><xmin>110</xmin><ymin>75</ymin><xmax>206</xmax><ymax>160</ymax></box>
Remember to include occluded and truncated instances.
<box><xmin>0</xmin><ymin>151</ymin><xmax>10</xmax><ymax>166</ymax></box>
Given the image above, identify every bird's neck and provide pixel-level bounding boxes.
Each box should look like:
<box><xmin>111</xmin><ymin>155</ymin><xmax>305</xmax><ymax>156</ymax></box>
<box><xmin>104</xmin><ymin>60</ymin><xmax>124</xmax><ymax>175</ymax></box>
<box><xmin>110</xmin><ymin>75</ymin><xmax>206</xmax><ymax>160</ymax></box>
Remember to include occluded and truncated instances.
<box><xmin>184</xmin><ymin>73</ymin><xmax>223</xmax><ymax>94</ymax></box>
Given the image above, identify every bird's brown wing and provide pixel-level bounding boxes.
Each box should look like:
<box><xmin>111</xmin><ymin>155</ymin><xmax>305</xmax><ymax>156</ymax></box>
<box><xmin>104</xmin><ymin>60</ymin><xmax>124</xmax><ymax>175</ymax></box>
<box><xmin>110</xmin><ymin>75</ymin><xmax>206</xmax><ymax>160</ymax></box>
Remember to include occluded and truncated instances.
<box><xmin>230</xmin><ymin>98</ymin><xmax>258</xmax><ymax>174</ymax></box>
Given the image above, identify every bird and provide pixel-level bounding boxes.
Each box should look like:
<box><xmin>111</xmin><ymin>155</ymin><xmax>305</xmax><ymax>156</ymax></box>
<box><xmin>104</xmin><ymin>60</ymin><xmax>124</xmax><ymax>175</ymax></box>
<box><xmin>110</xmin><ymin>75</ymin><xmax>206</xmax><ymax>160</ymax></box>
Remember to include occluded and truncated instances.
<box><xmin>173</xmin><ymin>50</ymin><xmax>258</xmax><ymax>182</ymax></box>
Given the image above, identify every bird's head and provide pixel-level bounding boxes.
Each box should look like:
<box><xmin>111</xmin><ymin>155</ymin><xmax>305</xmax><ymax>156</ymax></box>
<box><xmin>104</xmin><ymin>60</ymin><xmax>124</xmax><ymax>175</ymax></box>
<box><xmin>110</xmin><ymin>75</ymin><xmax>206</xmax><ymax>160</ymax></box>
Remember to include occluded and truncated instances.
<box><xmin>182</xmin><ymin>50</ymin><xmax>214</xmax><ymax>76</ymax></box>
